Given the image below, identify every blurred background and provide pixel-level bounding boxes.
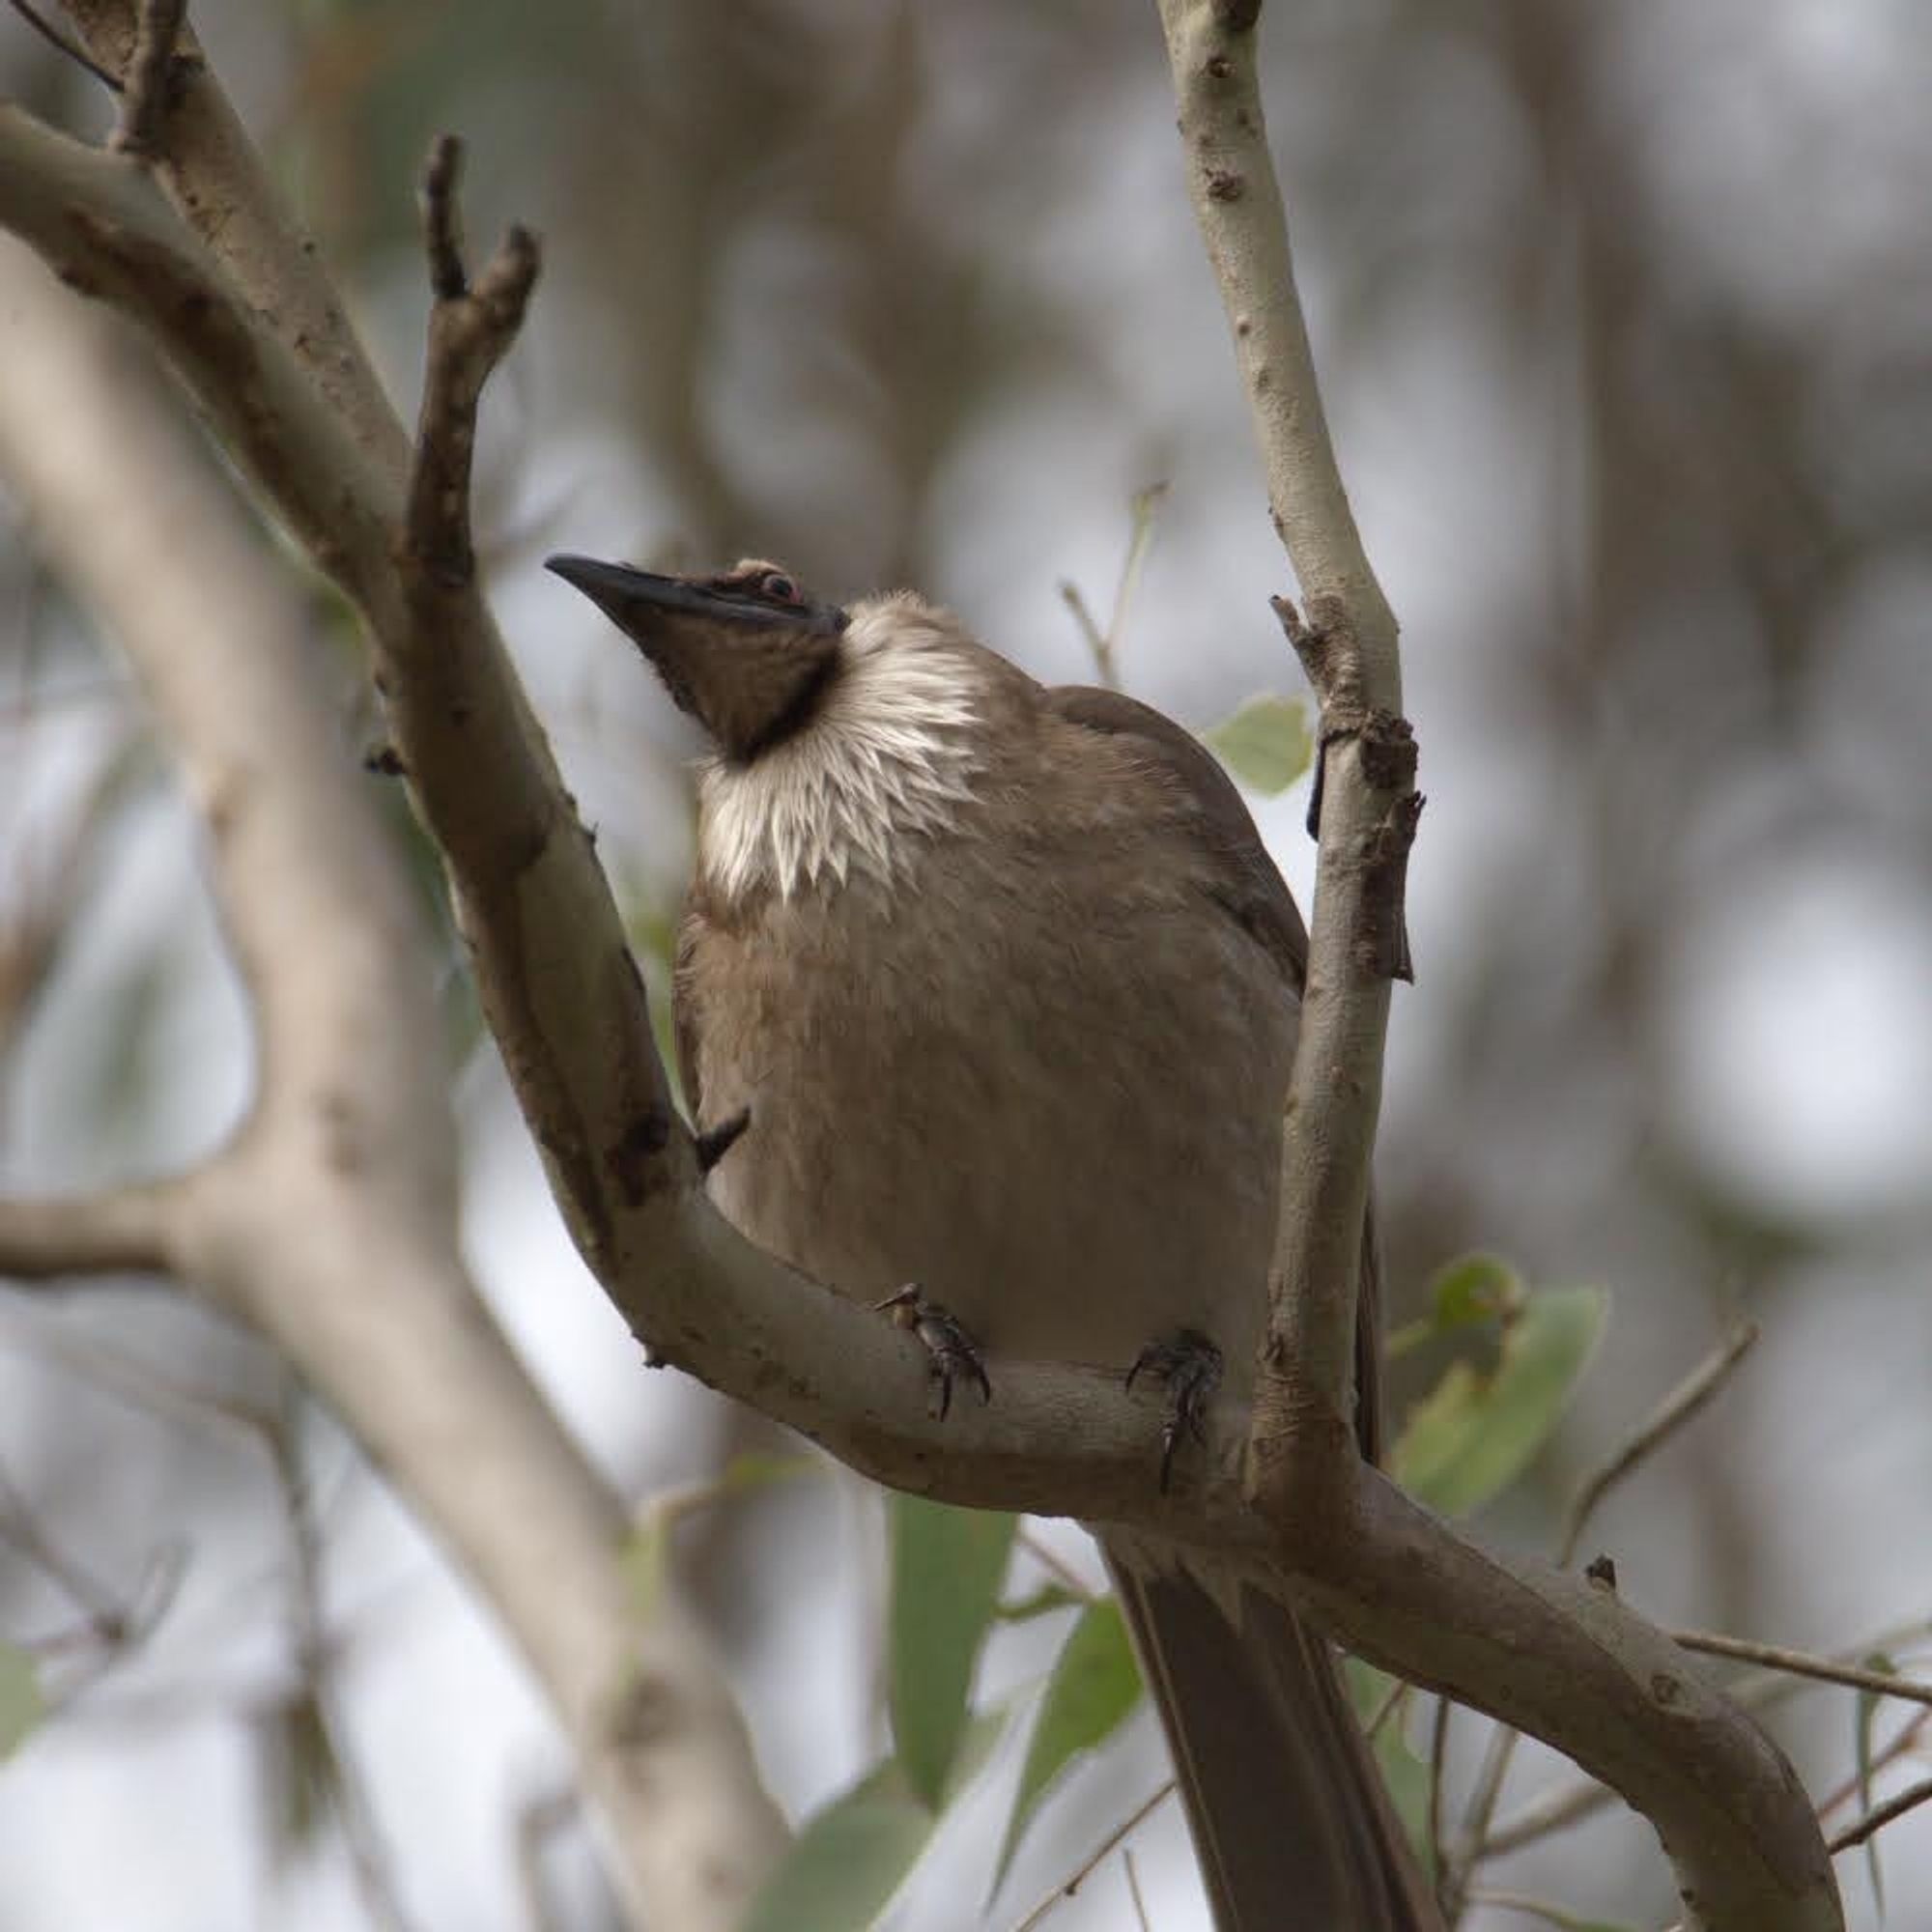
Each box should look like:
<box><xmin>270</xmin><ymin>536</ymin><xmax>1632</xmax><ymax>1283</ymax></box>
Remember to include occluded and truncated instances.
<box><xmin>3</xmin><ymin>1</ymin><xmax>1930</xmax><ymax>1927</ymax></box>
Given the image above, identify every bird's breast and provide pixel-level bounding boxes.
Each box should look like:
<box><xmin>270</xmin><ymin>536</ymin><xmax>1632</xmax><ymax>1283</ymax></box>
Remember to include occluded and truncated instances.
<box><xmin>683</xmin><ymin>818</ymin><xmax>1295</xmax><ymax>1389</ymax></box>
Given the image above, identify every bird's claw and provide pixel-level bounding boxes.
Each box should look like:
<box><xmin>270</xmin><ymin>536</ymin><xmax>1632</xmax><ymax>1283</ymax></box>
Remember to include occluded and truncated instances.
<box><xmin>1126</xmin><ymin>1328</ymin><xmax>1223</xmax><ymax>1492</ymax></box>
<box><xmin>875</xmin><ymin>1285</ymin><xmax>991</xmax><ymax>1421</ymax></box>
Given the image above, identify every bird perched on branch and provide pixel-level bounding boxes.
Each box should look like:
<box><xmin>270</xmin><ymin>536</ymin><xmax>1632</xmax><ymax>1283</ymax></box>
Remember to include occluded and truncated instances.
<box><xmin>549</xmin><ymin>552</ymin><xmax>1437</xmax><ymax>1932</ymax></box>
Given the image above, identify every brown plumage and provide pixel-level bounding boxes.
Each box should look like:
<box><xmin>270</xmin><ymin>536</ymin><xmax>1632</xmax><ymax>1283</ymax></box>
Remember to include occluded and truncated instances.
<box><xmin>548</xmin><ymin>553</ymin><xmax>1437</xmax><ymax>1931</ymax></box>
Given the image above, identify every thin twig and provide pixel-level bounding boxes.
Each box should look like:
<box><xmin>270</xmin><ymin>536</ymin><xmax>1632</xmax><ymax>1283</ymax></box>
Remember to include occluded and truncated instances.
<box><xmin>1816</xmin><ymin>1709</ymin><xmax>1932</xmax><ymax>1819</ymax></box>
<box><xmin>1058</xmin><ymin>482</ymin><xmax>1168</xmax><ymax>689</ymax></box>
<box><xmin>407</xmin><ymin>134</ymin><xmax>540</xmax><ymax>589</ymax></box>
<box><xmin>1479</xmin><ymin>1616</ymin><xmax>1932</xmax><ymax>1861</ymax></box>
<box><xmin>1122</xmin><ymin>1847</ymin><xmax>1152</xmax><ymax>1932</ymax></box>
<box><xmin>1825</xmin><ymin>1775</ymin><xmax>1932</xmax><ymax>1857</ymax></box>
<box><xmin>1456</xmin><ymin>1322</ymin><xmax>1760</xmax><ymax>1880</ymax></box>
<box><xmin>273</xmin><ymin>1398</ymin><xmax>419</xmax><ymax>1932</ymax></box>
<box><xmin>0</xmin><ymin>1185</ymin><xmax>175</xmax><ymax>1281</ymax></box>
<box><xmin>1364</xmin><ymin>1672</ymin><xmax>1410</xmax><ymax>1745</ymax></box>
<box><xmin>1560</xmin><ymin>1323</ymin><xmax>1759</xmax><ymax>1568</ymax></box>
<box><xmin>111</xmin><ymin>0</ymin><xmax>187</xmax><ymax>156</ymax></box>
<box><xmin>1673</xmin><ymin>1632</ymin><xmax>1932</xmax><ymax>1710</ymax></box>
<box><xmin>5</xmin><ymin>0</ymin><xmax>123</xmax><ymax>93</ymax></box>
<box><xmin>1014</xmin><ymin>1525</ymin><xmax>1099</xmax><ymax>1604</ymax></box>
<box><xmin>0</xmin><ymin>1459</ymin><xmax>128</xmax><ymax>1638</ymax></box>
<box><xmin>1465</xmin><ymin>1890</ymin><xmax>1613</xmax><ymax>1932</ymax></box>
<box><xmin>1009</xmin><ymin>1782</ymin><xmax>1176</xmax><ymax>1931</ymax></box>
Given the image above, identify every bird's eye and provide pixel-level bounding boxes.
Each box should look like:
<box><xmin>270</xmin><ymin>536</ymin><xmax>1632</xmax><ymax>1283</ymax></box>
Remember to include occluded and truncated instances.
<box><xmin>759</xmin><ymin>571</ymin><xmax>800</xmax><ymax>605</ymax></box>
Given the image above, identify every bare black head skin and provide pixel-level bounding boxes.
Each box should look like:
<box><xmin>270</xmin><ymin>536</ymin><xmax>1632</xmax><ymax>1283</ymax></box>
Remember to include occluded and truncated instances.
<box><xmin>545</xmin><ymin>554</ymin><xmax>849</xmax><ymax>763</ymax></box>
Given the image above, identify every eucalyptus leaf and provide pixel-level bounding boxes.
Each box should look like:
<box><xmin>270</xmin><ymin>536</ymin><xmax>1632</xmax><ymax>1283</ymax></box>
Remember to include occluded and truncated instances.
<box><xmin>741</xmin><ymin>1710</ymin><xmax>1008</xmax><ymax>1932</ymax></box>
<box><xmin>1427</xmin><ymin>1252</ymin><xmax>1523</xmax><ymax>1330</ymax></box>
<box><xmin>1855</xmin><ymin>1649</ymin><xmax>1894</xmax><ymax>1917</ymax></box>
<box><xmin>1202</xmin><ymin>694</ymin><xmax>1314</xmax><ymax>795</ymax></box>
<box><xmin>739</xmin><ymin>1759</ymin><xmax>935</xmax><ymax>1932</ymax></box>
<box><xmin>1390</xmin><ymin>1286</ymin><xmax>1608</xmax><ymax>1517</ymax></box>
<box><xmin>889</xmin><ymin>1498</ymin><xmax>1017</xmax><ymax>1806</ymax></box>
<box><xmin>994</xmin><ymin>1598</ymin><xmax>1144</xmax><ymax>1888</ymax></box>
<box><xmin>0</xmin><ymin>1643</ymin><xmax>43</xmax><ymax>1759</ymax></box>
<box><xmin>1342</xmin><ymin>1662</ymin><xmax>1434</xmax><ymax>1876</ymax></box>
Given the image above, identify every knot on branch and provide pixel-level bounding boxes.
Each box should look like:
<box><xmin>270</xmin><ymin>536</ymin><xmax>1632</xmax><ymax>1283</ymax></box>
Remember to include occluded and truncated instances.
<box><xmin>1272</xmin><ymin>597</ymin><xmax>1422</xmax><ymax>980</ymax></box>
<box><xmin>403</xmin><ymin>134</ymin><xmax>540</xmax><ymax>592</ymax></box>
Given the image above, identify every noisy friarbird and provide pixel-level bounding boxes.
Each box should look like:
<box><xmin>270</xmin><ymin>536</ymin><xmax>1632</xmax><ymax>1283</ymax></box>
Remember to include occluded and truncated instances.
<box><xmin>548</xmin><ymin>554</ymin><xmax>1438</xmax><ymax>1932</ymax></box>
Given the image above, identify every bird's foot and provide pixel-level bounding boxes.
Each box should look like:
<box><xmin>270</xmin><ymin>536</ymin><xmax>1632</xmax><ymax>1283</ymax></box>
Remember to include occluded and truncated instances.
<box><xmin>1126</xmin><ymin>1328</ymin><xmax>1223</xmax><ymax>1492</ymax></box>
<box><xmin>874</xmin><ymin>1286</ymin><xmax>991</xmax><ymax>1421</ymax></box>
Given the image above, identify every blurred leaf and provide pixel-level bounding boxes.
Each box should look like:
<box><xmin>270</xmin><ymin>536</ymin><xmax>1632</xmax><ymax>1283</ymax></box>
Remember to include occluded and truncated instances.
<box><xmin>257</xmin><ymin>1690</ymin><xmax>340</xmax><ymax>1867</ymax></box>
<box><xmin>742</xmin><ymin>1710</ymin><xmax>1007</xmax><ymax>1932</ymax></box>
<box><xmin>1342</xmin><ymin>1662</ymin><xmax>1434</xmax><ymax>1877</ymax></box>
<box><xmin>995</xmin><ymin>1599</ymin><xmax>1143</xmax><ymax>1888</ymax></box>
<box><xmin>1856</xmin><ymin>1650</ymin><xmax>1894</xmax><ymax>1918</ymax></box>
<box><xmin>0</xmin><ymin>1642</ymin><xmax>44</xmax><ymax>1758</ymax></box>
<box><xmin>995</xmin><ymin>1582</ymin><xmax>1088</xmax><ymax>1623</ymax></box>
<box><xmin>1428</xmin><ymin>1252</ymin><xmax>1524</xmax><ymax>1330</ymax></box>
<box><xmin>1202</xmin><ymin>695</ymin><xmax>1314</xmax><ymax>795</ymax></box>
<box><xmin>1390</xmin><ymin>1287</ymin><xmax>1608</xmax><ymax>1516</ymax></box>
<box><xmin>889</xmin><ymin>1498</ymin><xmax>1016</xmax><ymax>1807</ymax></box>
<box><xmin>1387</xmin><ymin>1252</ymin><xmax>1528</xmax><ymax>1358</ymax></box>
<box><xmin>741</xmin><ymin>1760</ymin><xmax>933</xmax><ymax>1932</ymax></box>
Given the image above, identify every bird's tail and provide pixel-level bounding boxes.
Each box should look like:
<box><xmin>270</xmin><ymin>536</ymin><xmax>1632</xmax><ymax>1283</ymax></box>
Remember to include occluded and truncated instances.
<box><xmin>1105</xmin><ymin>1545</ymin><xmax>1442</xmax><ymax>1932</ymax></box>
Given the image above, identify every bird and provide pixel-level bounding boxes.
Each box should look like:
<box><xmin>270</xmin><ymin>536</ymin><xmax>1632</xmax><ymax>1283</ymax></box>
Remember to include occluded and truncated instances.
<box><xmin>547</xmin><ymin>552</ymin><xmax>1439</xmax><ymax>1932</ymax></box>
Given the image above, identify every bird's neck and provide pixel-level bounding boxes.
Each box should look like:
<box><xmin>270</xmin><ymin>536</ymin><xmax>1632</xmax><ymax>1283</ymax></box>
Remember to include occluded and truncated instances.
<box><xmin>695</xmin><ymin>597</ymin><xmax>990</xmax><ymax>904</ymax></box>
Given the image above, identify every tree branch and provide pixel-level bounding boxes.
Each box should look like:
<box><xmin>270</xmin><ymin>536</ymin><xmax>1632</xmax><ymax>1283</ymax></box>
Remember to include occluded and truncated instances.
<box><xmin>0</xmin><ymin>229</ymin><xmax>785</xmax><ymax>1930</ymax></box>
<box><xmin>107</xmin><ymin>0</ymin><xmax>185</xmax><ymax>158</ymax></box>
<box><xmin>0</xmin><ymin>1185</ymin><xmax>175</xmax><ymax>1281</ymax></box>
<box><xmin>1155</xmin><ymin>0</ymin><xmax>1411</xmax><ymax>1493</ymax></box>
<box><xmin>1455</xmin><ymin>1321</ymin><xmax>1762</xmax><ymax>1883</ymax></box>
<box><xmin>0</xmin><ymin>19</ymin><xmax>1846</xmax><ymax>1931</ymax></box>
<box><xmin>1151</xmin><ymin>4</ymin><xmax>1836</xmax><ymax>1927</ymax></box>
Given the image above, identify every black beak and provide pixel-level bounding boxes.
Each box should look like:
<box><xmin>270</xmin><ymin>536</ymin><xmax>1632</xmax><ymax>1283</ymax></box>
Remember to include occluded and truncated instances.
<box><xmin>545</xmin><ymin>554</ymin><xmax>844</xmax><ymax>635</ymax></box>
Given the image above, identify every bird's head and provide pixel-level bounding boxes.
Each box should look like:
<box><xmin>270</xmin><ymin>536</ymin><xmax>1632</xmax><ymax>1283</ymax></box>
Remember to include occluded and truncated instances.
<box><xmin>546</xmin><ymin>554</ymin><xmax>849</xmax><ymax>764</ymax></box>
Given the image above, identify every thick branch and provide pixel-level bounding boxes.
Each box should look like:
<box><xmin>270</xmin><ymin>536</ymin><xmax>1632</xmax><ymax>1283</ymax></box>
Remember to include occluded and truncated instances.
<box><xmin>0</xmin><ymin>231</ymin><xmax>785</xmax><ymax>1931</ymax></box>
<box><xmin>1151</xmin><ymin>4</ymin><xmax>1836</xmax><ymax>1928</ymax></box>
<box><xmin>0</xmin><ymin>32</ymin><xmax>1844</xmax><ymax>1932</ymax></box>
<box><xmin>65</xmin><ymin>0</ymin><xmax>411</xmax><ymax>481</ymax></box>
<box><xmin>1283</xmin><ymin>1465</ymin><xmax>1834</xmax><ymax>1928</ymax></box>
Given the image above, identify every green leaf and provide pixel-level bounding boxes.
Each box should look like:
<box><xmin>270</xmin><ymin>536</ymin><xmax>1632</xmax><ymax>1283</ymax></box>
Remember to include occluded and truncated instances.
<box><xmin>994</xmin><ymin>1599</ymin><xmax>1144</xmax><ymax>1887</ymax></box>
<box><xmin>741</xmin><ymin>1758</ymin><xmax>935</xmax><ymax>1932</ymax></box>
<box><xmin>0</xmin><ymin>1643</ymin><xmax>44</xmax><ymax>1759</ymax></box>
<box><xmin>255</xmin><ymin>1690</ymin><xmax>341</xmax><ymax>1867</ymax></box>
<box><xmin>1856</xmin><ymin>1650</ymin><xmax>1893</xmax><ymax>1918</ymax></box>
<box><xmin>1342</xmin><ymin>1662</ymin><xmax>1434</xmax><ymax>1877</ymax></box>
<box><xmin>889</xmin><ymin>1499</ymin><xmax>1017</xmax><ymax>1807</ymax></box>
<box><xmin>1428</xmin><ymin>1252</ymin><xmax>1524</xmax><ymax>1330</ymax></box>
<box><xmin>1390</xmin><ymin>1286</ymin><xmax>1608</xmax><ymax>1517</ymax></box>
<box><xmin>742</xmin><ymin>1711</ymin><xmax>1008</xmax><ymax>1932</ymax></box>
<box><xmin>1201</xmin><ymin>695</ymin><xmax>1314</xmax><ymax>795</ymax></box>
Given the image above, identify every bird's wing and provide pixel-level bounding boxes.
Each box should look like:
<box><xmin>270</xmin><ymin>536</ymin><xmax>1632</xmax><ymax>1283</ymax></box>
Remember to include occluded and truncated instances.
<box><xmin>1044</xmin><ymin>684</ymin><xmax>1309</xmax><ymax>992</ymax></box>
<box><xmin>1047</xmin><ymin>682</ymin><xmax>1390</xmax><ymax>1459</ymax></box>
